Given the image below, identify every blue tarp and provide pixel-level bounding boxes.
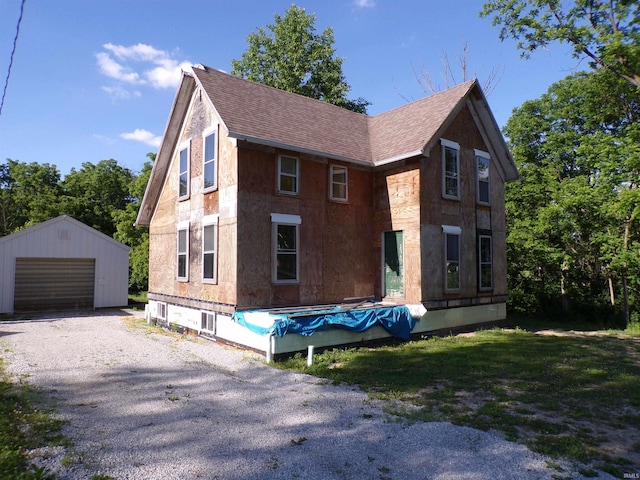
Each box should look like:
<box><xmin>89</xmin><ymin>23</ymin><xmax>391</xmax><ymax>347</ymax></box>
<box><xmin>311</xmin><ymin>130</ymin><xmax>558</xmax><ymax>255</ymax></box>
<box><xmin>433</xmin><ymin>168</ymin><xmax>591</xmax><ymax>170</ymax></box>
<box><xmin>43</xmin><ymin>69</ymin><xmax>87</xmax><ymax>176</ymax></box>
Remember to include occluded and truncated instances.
<box><xmin>233</xmin><ymin>304</ymin><xmax>416</xmax><ymax>340</ymax></box>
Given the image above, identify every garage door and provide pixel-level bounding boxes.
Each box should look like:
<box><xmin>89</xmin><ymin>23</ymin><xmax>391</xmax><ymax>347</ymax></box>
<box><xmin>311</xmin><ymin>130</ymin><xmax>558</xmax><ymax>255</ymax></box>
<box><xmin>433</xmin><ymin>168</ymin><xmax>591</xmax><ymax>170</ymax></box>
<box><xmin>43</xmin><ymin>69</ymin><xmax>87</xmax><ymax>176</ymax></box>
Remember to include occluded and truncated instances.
<box><xmin>14</xmin><ymin>258</ymin><xmax>95</xmax><ymax>312</ymax></box>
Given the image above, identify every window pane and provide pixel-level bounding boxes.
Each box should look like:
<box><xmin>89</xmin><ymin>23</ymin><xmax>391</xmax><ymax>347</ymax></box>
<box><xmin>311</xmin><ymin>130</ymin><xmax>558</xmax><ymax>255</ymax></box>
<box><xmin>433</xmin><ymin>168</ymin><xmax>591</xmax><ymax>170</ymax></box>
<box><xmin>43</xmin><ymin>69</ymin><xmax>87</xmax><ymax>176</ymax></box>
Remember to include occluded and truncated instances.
<box><xmin>203</xmin><ymin>224</ymin><xmax>215</xmax><ymax>251</ymax></box>
<box><xmin>203</xmin><ymin>253</ymin><xmax>214</xmax><ymax>279</ymax></box>
<box><xmin>178</xmin><ymin>254</ymin><xmax>187</xmax><ymax>278</ymax></box>
<box><xmin>480</xmin><ymin>264</ymin><xmax>492</xmax><ymax>288</ymax></box>
<box><xmin>446</xmin><ymin>234</ymin><xmax>459</xmax><ymax>262</ymax></box>
<box><xmin>180</xmin><ymin>148</ymin><xmax>188</xmax><ymax>172</ymax></box>
<box><xmin>204</xmin><ymin>162</ymin><xmax>215</xmax><ymax>190</ymax></box>
<box><xmin>445</xmin><ymin>177</ymin><xmax>458</xmax><ymax>197</ymax></box>
<box><xmin>277</xmin><ymin>253</ymin><xmax>297</xmax><ymax>280</ymax></box>
<box><xmin>445</xmin><ymin>148</ymin><xmax>458</xmax><ymax>174</ymax></box>
<box><xmin>280</xmin><ymin>175</ymin><xmax>297</xmax><ymax>193</ymax></box>
<box><xmin>178</xmin><ymin>229</ymin><xmax>187</xmax><ymax>252</ymax></box>
<box><xmin>332</xmin><ymin>183</ymin><xmax>347</xmax><ymax>199</ymax></box>
<box><xmin>480</xmin><ymin>237</ymin><xmax>491</xmax><ymax>262</ymax></box>
<box><xmin>179</xmin><ymin>173</ymin><xmax>188</xmax><ymax>197</ymax></box>
<box><xmin>204</xmin><ymin>133</ymin><xmax>215</xmax><ymax>161</ymax></box>
<box><xmin>277</xmin><ymin>224</ymin><xmax>296</xmax><ymax>250</ymax></box>
<box><xmin>280</xmin><ymin>157</ymin><xmax>297</xmax><ymax>175</ymax></box>
<box><xmin>332</xmin><ymin>167</ymin><xmax>346</xmax><ymax>183</ymax></box>
<box><xmin>479</xmin><ymin>181</ymin><xmax>489</xmax><ymax>203</ymax></box>
<box><xmin>447</xmin><ymin>262</ymin><xmax>459</xmax><ymax>289</ymax></box>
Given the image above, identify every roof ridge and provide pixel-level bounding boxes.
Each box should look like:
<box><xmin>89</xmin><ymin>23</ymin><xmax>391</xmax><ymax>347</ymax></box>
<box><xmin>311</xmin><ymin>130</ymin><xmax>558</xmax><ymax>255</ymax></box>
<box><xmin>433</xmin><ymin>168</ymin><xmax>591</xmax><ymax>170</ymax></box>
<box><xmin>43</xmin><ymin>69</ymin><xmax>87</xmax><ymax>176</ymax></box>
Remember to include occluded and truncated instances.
<box><xmin>197</xmin><ymin>64</ymin><xmax>368</xmax><ymax>118</ymax></box>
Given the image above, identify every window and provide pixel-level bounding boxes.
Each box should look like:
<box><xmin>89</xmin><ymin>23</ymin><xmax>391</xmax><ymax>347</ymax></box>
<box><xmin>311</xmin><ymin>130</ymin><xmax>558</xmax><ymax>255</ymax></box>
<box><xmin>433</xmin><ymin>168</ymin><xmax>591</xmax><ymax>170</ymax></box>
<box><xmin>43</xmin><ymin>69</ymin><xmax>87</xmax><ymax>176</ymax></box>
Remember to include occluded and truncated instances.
<box><xmin>203</xmin><ymin>128</ymin><xmax>217</xmax><ymax>192</ymax></box>
<box><xmin>271</xmin><ymin>213</ymin><xmax>301</xmax><ymax>283</ymax></box>
<box><xmin>201</xmin><ymin>311</ymin><xmax>216</xmax><ymax>333</ymax></box>
<box><xmin>443</xmin><ymin>225</ymin><xmax>461</xmax><ymax>291</ymax></box>
<box><xmin>178</xmin><ymin>144</ymin><xmax>189</xmax><ymax>199</ymax></box>
<box><xmin>202</xmin><ymin>215</ymin><xmax>218</xmax><ymax>283</ymax></box>
<box><xmin>441</xmin><ymin>139</ymin><xmax>460</xmax><ymax>199</ymax></box>
<box><xmin>479</xmin><ymin>234</ymin><xmax>492</xmax><ymax>290</ymax></box>
<box><xmin>475</xmin><ymin>150</ymin><xmax>490</xmax><ymax>204</ymax></box>
<box><xmin>157</xmin><ymin>302</ymin><xmax>167</xmax><ymax>320</ymax></box>
<box><xmin>330</xmin><ymin>165</ymin><xmax>348</xmax><ymax>201</ymax></box>
<box><xmin>177</xmin><ymin>222</ymin><xmax>189</xmax><ymax>281</ymax></box>
<box><xmin>278</xmin><ymin>155</ymin><xmax>298</xmax><ymax>194</ymax></box>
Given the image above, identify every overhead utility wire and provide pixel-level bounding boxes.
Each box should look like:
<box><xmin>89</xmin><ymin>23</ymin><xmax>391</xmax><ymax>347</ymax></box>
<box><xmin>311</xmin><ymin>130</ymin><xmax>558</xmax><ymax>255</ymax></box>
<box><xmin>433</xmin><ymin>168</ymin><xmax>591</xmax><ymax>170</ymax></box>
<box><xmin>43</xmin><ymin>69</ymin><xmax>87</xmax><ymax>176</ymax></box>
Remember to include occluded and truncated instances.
<box><xmin>0</xmin><ymin>0</ymin><xmax>27</xmax><ymax>117</ymax></box>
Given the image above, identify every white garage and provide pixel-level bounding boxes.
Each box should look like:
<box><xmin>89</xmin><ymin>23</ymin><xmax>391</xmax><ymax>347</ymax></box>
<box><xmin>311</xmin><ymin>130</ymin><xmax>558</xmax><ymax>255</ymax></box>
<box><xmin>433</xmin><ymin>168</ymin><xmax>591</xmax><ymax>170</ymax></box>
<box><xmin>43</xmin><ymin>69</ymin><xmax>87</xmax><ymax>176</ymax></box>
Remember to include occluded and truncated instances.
<box><xmin>0</xmin><ymin>216</ymin><xmax>130</xmax><ymax>313</ymax></box>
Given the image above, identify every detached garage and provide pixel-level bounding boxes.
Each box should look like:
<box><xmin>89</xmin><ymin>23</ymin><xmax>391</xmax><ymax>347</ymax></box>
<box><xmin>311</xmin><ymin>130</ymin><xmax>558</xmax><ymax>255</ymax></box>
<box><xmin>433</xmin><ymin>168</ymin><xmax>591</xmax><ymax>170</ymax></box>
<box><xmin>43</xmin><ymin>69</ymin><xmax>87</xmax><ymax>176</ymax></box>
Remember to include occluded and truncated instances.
<box><xmin>0</xmin><ymin>216</ymin><xmax>130</xmax><ymax>313</ymax></box>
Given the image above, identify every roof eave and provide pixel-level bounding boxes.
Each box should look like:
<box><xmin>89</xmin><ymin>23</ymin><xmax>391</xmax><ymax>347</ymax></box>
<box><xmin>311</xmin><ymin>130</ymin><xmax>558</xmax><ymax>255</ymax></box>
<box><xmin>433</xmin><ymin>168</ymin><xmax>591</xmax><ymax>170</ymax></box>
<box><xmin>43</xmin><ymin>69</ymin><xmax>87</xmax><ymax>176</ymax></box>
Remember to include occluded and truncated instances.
<box><xmin>135</xmin><ymin>72</ymin><xmax>196</xmax><ymax>227</ymax></box>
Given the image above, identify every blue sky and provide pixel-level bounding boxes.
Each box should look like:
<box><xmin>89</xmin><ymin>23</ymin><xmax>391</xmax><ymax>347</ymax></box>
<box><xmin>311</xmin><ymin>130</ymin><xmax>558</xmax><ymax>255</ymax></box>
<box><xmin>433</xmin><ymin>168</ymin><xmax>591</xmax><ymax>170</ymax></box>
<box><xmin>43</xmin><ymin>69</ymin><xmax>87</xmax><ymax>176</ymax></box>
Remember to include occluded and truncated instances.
<box><xmin>0</xmin><ymin>0</ymin><xmax>581</xmax><ymax>177</ymax></box>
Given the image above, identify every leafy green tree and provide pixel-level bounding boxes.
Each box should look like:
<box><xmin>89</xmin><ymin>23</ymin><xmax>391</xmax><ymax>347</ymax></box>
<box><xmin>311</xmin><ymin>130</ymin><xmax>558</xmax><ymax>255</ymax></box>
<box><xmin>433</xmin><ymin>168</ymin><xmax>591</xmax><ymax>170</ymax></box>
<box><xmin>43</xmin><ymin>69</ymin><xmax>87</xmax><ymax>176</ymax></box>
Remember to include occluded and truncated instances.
<box><xmin>61</xmin><ymin>159</ymin><xmax>134</xmax><ymax>237</ymax></box>
<box><xmin>481</xmin><ymin>0</ymin><xmax>640</xmax><ymax>87</ymax></box>
<box><xmin>231</xmin><ymin>4</ymin><xmax>370</xmax><ymax>113</ymax></box>
<box><xmin>114</xmin><ymin>155</ymin><xmax>153</xmax><ymax>292</ymax></box>
<box><xmin>0</xmin><ymin>160</ymin><xmax>62</xmax><ymax>236</ymax></box>
<box><xmin>504</xmin><ymin>69</ymin><xmax>639</xmax><ymax>325</ymax></box>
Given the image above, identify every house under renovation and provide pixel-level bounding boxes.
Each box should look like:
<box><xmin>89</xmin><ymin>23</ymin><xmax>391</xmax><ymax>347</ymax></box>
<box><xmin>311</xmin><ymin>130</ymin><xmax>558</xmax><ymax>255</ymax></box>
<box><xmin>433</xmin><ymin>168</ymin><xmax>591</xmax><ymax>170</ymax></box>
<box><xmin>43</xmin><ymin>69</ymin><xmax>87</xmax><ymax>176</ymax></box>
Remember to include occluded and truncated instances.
<box><xmin>135</xmin><ymin>64</ymin><xmax>518</xmax><ymax>359</ymax></box>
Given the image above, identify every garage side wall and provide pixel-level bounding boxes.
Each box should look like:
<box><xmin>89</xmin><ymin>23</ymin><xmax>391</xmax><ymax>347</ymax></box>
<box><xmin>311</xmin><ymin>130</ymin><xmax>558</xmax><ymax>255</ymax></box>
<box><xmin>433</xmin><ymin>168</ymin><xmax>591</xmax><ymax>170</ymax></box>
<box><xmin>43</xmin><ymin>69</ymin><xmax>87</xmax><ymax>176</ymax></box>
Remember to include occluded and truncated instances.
<box><xmin>0</xmin><ymin>217</ymin><xmax>130</xmax><ymax>313</ymax></box>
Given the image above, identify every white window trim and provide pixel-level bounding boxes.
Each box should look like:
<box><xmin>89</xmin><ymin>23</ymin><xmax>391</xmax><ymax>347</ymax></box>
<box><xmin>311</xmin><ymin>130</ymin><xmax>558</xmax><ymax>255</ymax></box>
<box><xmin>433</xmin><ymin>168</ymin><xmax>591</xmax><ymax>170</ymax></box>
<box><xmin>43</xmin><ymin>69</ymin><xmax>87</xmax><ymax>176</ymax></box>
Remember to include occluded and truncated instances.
<box><xmin>329</xmin><ymin>164</ymin><xmax>348</xmax><ymax>202</ymax></box>
<box><xmin>475</xmin><ymin>149</ymin><xmax>491</xmax><ymax>205</ymax></box>
<box><xmin>157</xmin><ymin>302</ymin><xmax>167</xmax><ymax>320</ymax></box>
<box><xmin>443</xmin><ymin>225</ymin><xmax>461</xmax><ymax>292</ymax></box>
<box><xmin>478</xmin><ymin>234</ymin><xmax>493</xmax><ymax>290</ymax></box>
<box><xmin>271</xmin><ymin>213</ymin><xmax>301</xmax><ymax>284</ymax></box>
<box><xmin>441</xmin><ymin>138</ymin><xmax>460</xmax><ymax>200</ymax></box>
<box><xmin>277</xmin><ymin>155</ymin><xmax>299</xmax><ymax>195</ymax></box>
<box><xmin>202</xmin><ymin>214</ymin><xmax>219</xmax><ymax>284</ymax></box>
<box><xmin>200</xmin><ymin>310</ymin><xmax>216</xmax><ymax>334</ymax></box>
<box><xmin>178</xmin><ymin>142</ymin><xmax>190</xmax><ymax>200</ymax></box>
<box><xmin>203</xmin><ymin>126</ymin><xmax>218</xmax><ymax>193</ymax></box>
<box><xmin>177</xmin><ymin>221</ymin><xmax>190</xmax><ymax>282</ymax></box>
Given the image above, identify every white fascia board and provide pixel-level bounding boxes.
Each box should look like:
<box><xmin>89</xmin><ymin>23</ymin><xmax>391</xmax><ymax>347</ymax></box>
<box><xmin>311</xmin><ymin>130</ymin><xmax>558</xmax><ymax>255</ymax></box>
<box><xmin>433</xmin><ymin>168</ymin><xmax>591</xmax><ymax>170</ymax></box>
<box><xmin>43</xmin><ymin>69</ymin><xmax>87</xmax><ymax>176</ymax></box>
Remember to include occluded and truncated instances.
<box><xmin>372</xmin><ymin>149</ymin><xmax>425</xmax><ymax>168</ymax></box>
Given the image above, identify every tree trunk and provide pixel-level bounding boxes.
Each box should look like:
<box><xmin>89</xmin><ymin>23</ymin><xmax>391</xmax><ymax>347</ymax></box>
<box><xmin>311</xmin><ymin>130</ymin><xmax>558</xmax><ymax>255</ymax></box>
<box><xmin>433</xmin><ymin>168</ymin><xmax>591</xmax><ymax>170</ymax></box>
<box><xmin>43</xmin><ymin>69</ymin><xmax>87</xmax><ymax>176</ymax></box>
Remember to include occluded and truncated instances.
<box><xmin>608</xmin><ymin>276</ymin><xmax>615</xmax><ymax>307</ymax></box>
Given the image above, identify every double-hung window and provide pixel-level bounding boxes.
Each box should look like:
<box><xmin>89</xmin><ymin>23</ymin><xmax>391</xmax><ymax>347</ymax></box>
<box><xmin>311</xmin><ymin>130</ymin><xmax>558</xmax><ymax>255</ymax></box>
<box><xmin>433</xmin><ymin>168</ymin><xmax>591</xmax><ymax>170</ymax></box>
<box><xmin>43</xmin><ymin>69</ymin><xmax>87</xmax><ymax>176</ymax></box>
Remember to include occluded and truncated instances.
<box><xmin>202</xmin><ymin>215</ymin><xmax>218</xmax><ymax>284</ymax></box>
<box><xmin>441</xmin><ymin>139</ymin><xmax>460</xmax><ymax>200</ymax></box>
<box><xmin>178</xmin><ymin>143</ymin><xmax>189</xmax><ymax>199</ymax></box>
<box><xmin>478</xmin><ymin>234</ymin><xmax>493</xmax><ymax>290</ymax></box>
<box><xmin>278</xmin><ymin>155</ymin><xmax>298</xmax><ymax>194</ymax></box>
<box><xmin>177</xmin><ymin>221</ymin><xmax>190</xmax><ymax>281</ymax></box>
<box><xmin>271</xmin><ymin>213</ymin><xmax>301</xmax><ymax>283</ymax></box>
<box><xmin>475</xmin><ymin>149</ymin><xmax>490</xmax><ymax>204</ymax></box>
<box><xmin>330</xmin><ymin>165</ymin><xmax>348</xmax><ymax>201</ymax></box>
<box><xmin>203</xmin><ymin>128</ymin><xmax>217</xmax><ymax>192</ymax></box>
<box><xmin>443</xmin><ymin>225</ymin><xmax>461</xmax><ymax>291</ymax></box>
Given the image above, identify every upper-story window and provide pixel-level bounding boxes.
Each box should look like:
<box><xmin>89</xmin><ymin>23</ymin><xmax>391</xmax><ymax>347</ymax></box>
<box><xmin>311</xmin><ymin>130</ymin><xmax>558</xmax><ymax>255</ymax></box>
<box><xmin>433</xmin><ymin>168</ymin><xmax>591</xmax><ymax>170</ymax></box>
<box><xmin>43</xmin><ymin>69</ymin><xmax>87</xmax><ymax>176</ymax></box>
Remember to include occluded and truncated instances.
<box><xmin>441</xmin><ymin>139</ymin><xmax>460</xmax><ymax>200</ymax></box>
<box><xmin>177</xmin><ymin>221</ymin><xmax>189</xmax><ymax>281</ymax></box>
<box><xmin>178</xmin><ymin>143</ymin><xmax>190</xmax><ymax>200</ymax></box>
<box><xmin>330</xmin><ymin>165</ymin><xmax>348</xmax><ymax>201</ymax></box>
<box><xmin>278</xmin><ymin>155</ymin><xmax>299</xmax><ymax>195</ymax></box>
<box><xmin>203</xmin><ymin>128</ymin><xmax>217</xmax><ymax>192</ymax></box>
<box><xmin>475</xmin><ymin>149</ymin><xmax>490</xmax><ymax>205</ymax></box>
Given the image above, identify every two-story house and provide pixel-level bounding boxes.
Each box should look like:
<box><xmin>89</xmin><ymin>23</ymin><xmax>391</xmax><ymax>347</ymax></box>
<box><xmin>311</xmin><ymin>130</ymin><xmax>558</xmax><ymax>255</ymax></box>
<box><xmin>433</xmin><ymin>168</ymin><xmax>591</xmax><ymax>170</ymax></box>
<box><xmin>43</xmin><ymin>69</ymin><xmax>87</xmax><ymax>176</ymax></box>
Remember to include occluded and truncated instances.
<box><xmin>136</xmin><ymin>64</ymin><xmax>518</xmax><ymax>359</ymax></box>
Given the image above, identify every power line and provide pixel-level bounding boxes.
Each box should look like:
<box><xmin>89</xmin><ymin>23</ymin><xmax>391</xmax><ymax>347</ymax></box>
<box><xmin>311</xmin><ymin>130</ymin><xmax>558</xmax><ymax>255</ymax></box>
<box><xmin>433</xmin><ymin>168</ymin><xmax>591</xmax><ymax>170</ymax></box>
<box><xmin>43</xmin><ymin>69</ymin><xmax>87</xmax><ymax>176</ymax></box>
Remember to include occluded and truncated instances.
<box><xmin>0</xmin><ymin>0</ymin><xmax>27</xmax><ymax>117</ymax></box>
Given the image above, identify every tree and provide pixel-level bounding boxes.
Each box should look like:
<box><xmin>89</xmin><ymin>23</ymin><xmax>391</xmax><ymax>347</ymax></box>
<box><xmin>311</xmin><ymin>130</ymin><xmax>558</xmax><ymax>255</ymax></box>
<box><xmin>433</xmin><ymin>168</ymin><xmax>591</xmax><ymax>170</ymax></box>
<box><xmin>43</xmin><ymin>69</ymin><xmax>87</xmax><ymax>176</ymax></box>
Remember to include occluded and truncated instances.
<box><xmin>504</xmin><ymin>68</ymin><xmax>639</xmax><ymax>325</ymax></box>
<box><xmin>410</xmin><ymin>40</ymin><xmax>504</xmax><ymax>97</ymax></box>
<box><xmin>481</xmin><ymin>0</ymin><xmax>640</xmax><ymax>88</ymax></box>
<box><xmin>60</xmin><ymin>159</ymin><xmax>134</xmax><ymax>236</ymax></box>
<box><xmin>0</xmin><ymin>160</ymin><xmax>62</xmax><ymax>236</ymax></box>
<box><xmin>231</xmin><ymin>4</ymin><xmax>370</xmax><ymax>113</ymax></box>
<box><xmin>114</xmin><ymin>155</ymin><xmax>153</xmax><ymax>292</ymax></box>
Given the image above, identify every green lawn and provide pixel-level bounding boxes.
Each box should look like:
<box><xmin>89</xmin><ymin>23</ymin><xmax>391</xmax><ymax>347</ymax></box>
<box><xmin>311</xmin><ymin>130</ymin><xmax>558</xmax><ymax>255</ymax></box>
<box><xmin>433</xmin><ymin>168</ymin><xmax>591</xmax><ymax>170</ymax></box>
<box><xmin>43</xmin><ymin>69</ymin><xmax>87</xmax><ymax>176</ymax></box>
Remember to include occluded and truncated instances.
<box><xmin>278</xmin><ymin>320</ymin><xmax>640</xmax><ymax>477</ymax></box>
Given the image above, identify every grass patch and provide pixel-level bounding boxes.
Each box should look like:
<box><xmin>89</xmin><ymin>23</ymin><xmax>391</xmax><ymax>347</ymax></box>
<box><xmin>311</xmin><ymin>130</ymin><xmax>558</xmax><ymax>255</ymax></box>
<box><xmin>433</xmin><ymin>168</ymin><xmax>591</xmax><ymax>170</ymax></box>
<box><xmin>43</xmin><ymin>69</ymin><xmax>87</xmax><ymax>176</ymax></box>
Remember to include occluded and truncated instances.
<box><xmin>277</xmin><ymin>321</ymin><xmax>640</xmax><ymax>473</ymax></box>
<box><xmin>0</xmin><ymin>359</ymin><xmax>67</xmax><ymax>479</ymax></box>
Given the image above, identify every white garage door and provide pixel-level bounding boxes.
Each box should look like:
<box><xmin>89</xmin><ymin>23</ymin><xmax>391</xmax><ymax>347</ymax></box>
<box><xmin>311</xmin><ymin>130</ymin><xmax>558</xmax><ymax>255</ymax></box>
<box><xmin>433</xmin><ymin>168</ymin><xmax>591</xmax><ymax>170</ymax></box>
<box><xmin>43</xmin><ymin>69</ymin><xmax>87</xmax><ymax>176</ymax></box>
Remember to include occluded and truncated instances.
<box><xmin>14</xmin><ymin>258</ymin><xmax>95</xmax><ymax>312</ymax></box>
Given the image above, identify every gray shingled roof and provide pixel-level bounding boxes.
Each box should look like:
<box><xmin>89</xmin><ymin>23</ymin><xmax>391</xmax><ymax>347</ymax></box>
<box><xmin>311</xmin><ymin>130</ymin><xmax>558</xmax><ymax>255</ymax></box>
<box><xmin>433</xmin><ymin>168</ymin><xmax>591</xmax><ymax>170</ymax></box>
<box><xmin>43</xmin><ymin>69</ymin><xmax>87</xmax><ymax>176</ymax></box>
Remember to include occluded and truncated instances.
<box><xmin>192</xmin><ymin>65</ymin><xmax>476</xmax><ymax>166</ymax></box>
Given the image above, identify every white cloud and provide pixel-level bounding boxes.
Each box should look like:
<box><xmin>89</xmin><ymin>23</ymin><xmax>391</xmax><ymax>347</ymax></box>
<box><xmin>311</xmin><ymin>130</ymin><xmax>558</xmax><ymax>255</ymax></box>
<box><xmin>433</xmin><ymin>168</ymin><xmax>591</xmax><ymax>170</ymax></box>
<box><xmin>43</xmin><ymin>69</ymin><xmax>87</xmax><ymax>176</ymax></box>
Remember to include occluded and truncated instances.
<box><xmin>353</xmin><ymin>0</ymin><xmax>375</xmax><ymax>8</ymax></box>
<box><xmin>96</xmin><ymin>43</ymin><xmax>191</xmax><ymax>94</ymax></box>
<box><xmin>101</xmin><ymin>85</ymin><xmax>141</xmax><ymax>100</ymax></box>
<box><xmin>120</xmin><ymin>129</ymin><xmax>162</xmax><ymax>148</ymax></box>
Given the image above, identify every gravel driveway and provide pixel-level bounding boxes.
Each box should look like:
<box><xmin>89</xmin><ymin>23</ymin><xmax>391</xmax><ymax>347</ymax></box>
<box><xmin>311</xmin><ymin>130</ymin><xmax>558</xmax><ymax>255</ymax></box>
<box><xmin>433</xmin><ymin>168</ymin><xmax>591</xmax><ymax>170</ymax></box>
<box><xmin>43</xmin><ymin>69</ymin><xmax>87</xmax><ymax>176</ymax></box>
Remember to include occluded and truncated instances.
<box><xmin>0</xmin><ymin>311</ymin><xmax>611</xmax><ymax>480</ymax></box>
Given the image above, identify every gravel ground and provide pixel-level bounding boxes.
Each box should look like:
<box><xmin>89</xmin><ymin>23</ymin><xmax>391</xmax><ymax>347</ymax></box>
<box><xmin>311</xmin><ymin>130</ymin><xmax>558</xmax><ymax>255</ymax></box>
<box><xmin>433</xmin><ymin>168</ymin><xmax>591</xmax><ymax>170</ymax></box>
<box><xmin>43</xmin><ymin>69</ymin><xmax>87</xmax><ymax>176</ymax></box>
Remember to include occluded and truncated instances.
<box><xmin>0</xmin><ymin>310</ymin><xmax>615</xmax><ymax>480</ymax></box>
